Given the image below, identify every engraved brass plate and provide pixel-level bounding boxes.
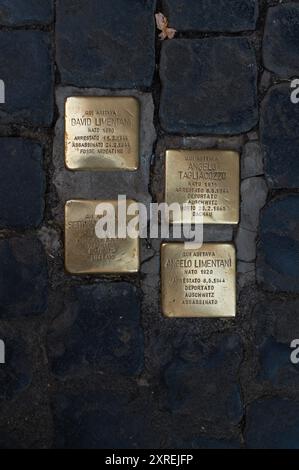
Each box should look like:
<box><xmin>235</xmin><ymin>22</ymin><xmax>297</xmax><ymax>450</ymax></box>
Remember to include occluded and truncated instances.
<box><xmin>65</xmin><ymin>200</ymin><xmax>139</xmax><ymax>274</ymax></box>
<box><xmin>65</xmin><ymin>97</ymin><xmax>140</xmax><ymax>171</ymax></box>
<box><xmin>161</xmin><ymin>243</ymin><xmax>236</xmax><ymax>318</ymax></box>
<box><xmin>165</xmin><ymin>150</ymin><xmax>240</xmax><ymax>224</ymax></box>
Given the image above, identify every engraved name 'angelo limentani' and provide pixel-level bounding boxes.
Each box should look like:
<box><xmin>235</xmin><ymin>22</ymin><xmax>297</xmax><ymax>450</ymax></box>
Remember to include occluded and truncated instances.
<box><xmin>161</xmin><ymin>243</ymin><xmax>236</xmax><ymax>318</ymax></box>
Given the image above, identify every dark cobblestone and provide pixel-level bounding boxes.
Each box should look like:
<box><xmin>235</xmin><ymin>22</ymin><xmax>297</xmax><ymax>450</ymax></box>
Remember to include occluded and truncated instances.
<box><xmin>0</xmin><ymin>1</ymin><xmax>53</xmax><ymax>25</ymax></box>
<box><xmin>261</xmin><ymin>84</ymin><xmax>299</xmax><ymax>188</ymax></box>
<box><xmin>162</xmin><ymin>0</ymin><xmax>258</xmax><ymax>32</ymax></box>
<box><xmin>0</xmin><ymin>432</ymin><xmax>24</xmax><ymax>449</ymax></box>
<box><xmin>252</xmin><ymin>300</ymin><xmax>299</xmax><ymax>391</ymax></box>
<box><xmin>48</xmin><ymin>283</ymin><xmax>144</xmax><ymax>378</ymax></box>
<box><xmin>0</xmin><ymin>138</ymin><xmax>45</xmax><ymax>229</ymax></box>
<box><xmin>0</xmin><ymin>31</ymin><xmax>53</xmax><ymax>126</ymax></box>
<box><xmin>263</xmin><ymin>3</ymin><xmax>299</xmax><ymax>78</ymax></box>
<box><xmin>159</xmin><ymin>38</ymin><xmax>258</xmax><ymax>134</ymax></box>
<box><xmin>52</xmin><ymin>390</ymin><xmax>158</xmax><ymax>449</ymax></box>
<box><xmin>0</xmin><ymin>335</ymin><xmax>32</xmax><ymax>401</ymax></box>
<box><xmin>56</xmin><ymin>0</ymin><xmax>156</xmax><ymax>89</ymax></box>
<box><xmin>172</xmin><ymin>435</ymin><xmax>242</xmax><ymax>449</ymax></box>
<box><xmin>163</xmin><ymin>334</ymin><xmax>243</xmax><ymax>427</ymax></box>
<box><xmin>0</xmin><ymin>237</ymin><xmax>48</xmax><ymax>319</ymax></box>
<box><xmin>245</xmin><ymin>398</ymin><xmax>299</xmax><ymax>449</ymax></box>
<box><xmin>257</xmin><ymin>195</ymin><xmax>299</xmax><ymax>293</ymax></box>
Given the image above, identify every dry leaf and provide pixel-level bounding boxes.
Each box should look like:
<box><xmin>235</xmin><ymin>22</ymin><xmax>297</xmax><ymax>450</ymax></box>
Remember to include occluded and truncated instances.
<box><xmin>155</xmin><ymin>12</ymin><xmax>176</xmax><ymax>40</ymax></box>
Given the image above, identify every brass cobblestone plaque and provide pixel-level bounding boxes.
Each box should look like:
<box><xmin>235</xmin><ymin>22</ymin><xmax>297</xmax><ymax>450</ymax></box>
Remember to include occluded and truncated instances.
<box><xmin>65</xmin><ymin>199</ymin><xmax>139</xmax><ymax>274</ymax></box>
<box><xmin>165</xmin><ymin>150</ymin><xmax>240</xmax><ymax>224</ymax></box>
<box><xmin>161</xmin><ymin>243</ymin><xmax>236</xmax><ymax>318</ymax></box>
<box><xmin>65</xmin><ymin>96</ymin><xmax>140</xmax><ymax>171</ymax></box>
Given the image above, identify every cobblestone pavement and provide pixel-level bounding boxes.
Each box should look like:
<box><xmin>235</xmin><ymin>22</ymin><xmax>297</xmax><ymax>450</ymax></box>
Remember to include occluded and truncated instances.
<box><xmin>0</xmin><ymin>0</ymin><xmax>298</xmax><ymax>449</ymax></box>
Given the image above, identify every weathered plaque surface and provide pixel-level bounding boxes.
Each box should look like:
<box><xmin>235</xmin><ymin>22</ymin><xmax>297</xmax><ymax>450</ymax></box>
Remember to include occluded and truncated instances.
<box><xmin>65</xmin><ymin>97</ymin><xmax>140</xmax><ymax>171</ymax></box>
<box><xmin>165</xmin><ymin>150</ymin><xmax>240</xmax><ymax>224</ymax></box>
<box><xmin>65</xmin><ymin>200</ymin><xmax>139</xmax><ymax>274</ymax></box>
<box><xmin>161</xmin><ymin>243</ymin><xmax>236</xmax><ymax>318</ymax></box>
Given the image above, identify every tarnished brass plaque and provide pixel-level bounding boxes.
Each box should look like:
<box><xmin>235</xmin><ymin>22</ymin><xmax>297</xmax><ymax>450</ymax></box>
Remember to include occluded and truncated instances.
<box><xmin>65</xmin><ymin>97</ymin><xmax>140</xmax><ymax>171</ymax></box>
<box><xmin>65</xmin><ymin>200</ymin><xmax>139</xmax><ymax>274</ymax></box>
<box><xmin>165</xmin><ymin>150</ymin><xmax>240</xmax><ymax>224</ymax></box>
<box><xmin>161</xmin><ymin>243</ymin><xmax>236</xmax><ymax>318</ymax></box>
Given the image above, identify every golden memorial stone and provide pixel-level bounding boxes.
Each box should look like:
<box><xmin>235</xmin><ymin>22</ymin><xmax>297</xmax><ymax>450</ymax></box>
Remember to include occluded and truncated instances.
<box><xmin>161</xmin><ymin>243</ymin><xmax>236</xmax><ymax>318</ymax></box>
<box><xmin>165</xmin><ymin>150</ymin><xmax>240</xmax><ymax>224</ymax></box>
<box><xmin>65</xmin><ymin>96</ymin><xmax>140</xmax><ymax>171</ymax></box>
<box><xmin>65</xmin><ymin>199</ymin><xmax>139</xmax><ymax>274</ymax></box>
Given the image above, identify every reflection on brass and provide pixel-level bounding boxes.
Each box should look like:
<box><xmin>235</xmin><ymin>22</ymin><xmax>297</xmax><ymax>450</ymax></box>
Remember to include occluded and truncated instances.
<box><xmin>65</xmin><ymin>200</ymin><xmax>139</xmax><ymax>274</ymax></box>
<box><xmin>65</xmin><ymin>97</ymin><xmax>140</xmax><ymax>171</ymax></box>
<box><xmin>161</xmin><ymin>243</ymin><xmax>236</xmax><ymax>318</ymax></box>
<box><xmin>165</xmin><ymin>150</ymin><xmax>240</xmax><ymax>224</ymax></box>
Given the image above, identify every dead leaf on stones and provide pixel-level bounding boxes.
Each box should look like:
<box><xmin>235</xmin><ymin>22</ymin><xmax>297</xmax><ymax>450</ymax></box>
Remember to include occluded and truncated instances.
<box><xmin>155</xmin><ymin>13</ymin><xmax>177</xmax><ymax>40</ymax></box>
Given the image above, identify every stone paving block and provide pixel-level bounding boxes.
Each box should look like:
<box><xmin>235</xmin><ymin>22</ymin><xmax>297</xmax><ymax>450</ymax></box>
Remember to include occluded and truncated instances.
<box><xmin>0</xmin><ymin>1</ymin><xmax>53</xmax><ymax>25</ymax></box>
<box><xmin>162</xmin><ymin>0</ymin><xmax>258</xmax><ymax>32</ymax></box>
<box><xmin>245</xmin><ymin>398</ymin><xmax>299</xmax><ymax>449</ymax></box>
<box><xmin>240</xmin><ymin>177</ymin><xmax>268</xmax><ymax>232</ymax></box>
<box><xmin>52</xmin><ymin>391</ymin><xmax>157</xmax><ymax>449</ymax></box>
<box><xmin>172</xmin><ymin>435</ymin><xmax>242</xmax><ymax>449</ymax></box>
<box><xmin>261</xmin><ymin>84</ymin><xmax>299</xmax><ymax>189</ymax></box>
<box><xmin>263</xmin><ymin>3</ymin><xmax>299</xmax><ymax>77</ymax></box>
<box><xmin>53</xmin><ymin>87</ymin><xmax>155</xmax><ymax>224</ymax></box>
<box><xmin>257</xmin><ymin>195</ymin><xmax>299</xmax><ymax>293</ymax></box>
<box><xmin>0</xmin><ymin>138</ymin><xmax>45</xmax><ymax>229</ymax></box>
<box><xmin>235</xmin><ymin>227</ymin><xmax>257</xmax><ymax>262</ymax></box>
<box><xmin>160</xmin><ymin>38</ymin><xmax>258</xmax><ymax>135</ymax></box>
<box><xmin>0</xmin><ymin>237</ymin><xmax>48</xmax><ymax>318</ymax></box>
<box><xmin>252</xmin><ymin>300</ymin><xmax>299</xmax><ymax>390</ymax></box>
<box><xmin>0</xmin><ymin>432</ymin><xmax>23</xmax><ymax>449</ymax></box>
<box><xmin>241</xmin><ymin>141</ymin><xmax>264</xmax><ymax>179</ymax></box>
<box><xmin>56</xmin><ymin>0</ymin><xmax>156</xmax><ymax>88</ymax></box>
<box><xmin>0</xmin><ymin>335</ymin><xmax>32</xmax><ymax>401</ymax></box>
<box><xmin>48</xmin><ymin>284</ymin><xmax>144</xmax><ymax>378</ymax></box>
<box><xmin>0</xmin><ymin>31</ymin><xmax>53</xmax><ymax>126</ymax></box>
<box><xmin>237</xmin><ymin>262</ymin><xmax>255</xmax><ymax>290</ymax></box>
<box><xmin>163</xmin><ymin>334</ymin><xmax>243</xmax><ymax>427</ymax></box>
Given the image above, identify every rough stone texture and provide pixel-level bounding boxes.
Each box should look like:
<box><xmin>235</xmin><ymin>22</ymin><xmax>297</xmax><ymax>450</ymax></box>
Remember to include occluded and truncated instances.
<box><xmin>0</xmin><ymin>237</ymin><xmax>48</xmax><ymax>319</ymax></box>
<box><xmin>160</xmin><ymin>38</ymin><xmax>258</xmax><ymax>135</ymax></box>
<box><xmin>163</xmin><ymin>334</ymin><xmax>243</xmax><ymax>428</ymax></box>
<box><xmin>257</xmin><ymin>195</ymin><xmax>299</xmax><ymax>293</ymax></box>
<box><xmin>252</xmin><ymin>300</ymin><xmax>299</xmax><ymax>391</ymax></box>
<box><xmin>237</xmin><ymin>262</ymin><xmax>255</xmax><ymax>290</ymax></box>
<box><xmin>240</xmin><ymin>177</ymin><xmax>268</xmax><ymax>232</ymax></box>
<box><xmin>0</xmin><ymin>335</ymin><xmax>32</xmax><ymax>401</ymax></box>
<box><xmin>48</xmin><ymin>284</ymin><xmax>144</xmax><ymax>378</ymax></box>
<box><xmin>235</xmin><ymin>228</ymin><xmax>256</xmax><ymax>262</ymax></box>
<box><xmin>0</xmin><ymin>31</ymin><xmax>53</xmax><ymax>126</ymax></box>
<box><xmin>162</xmin><ymin>0</ymin><xmax>258</xmax><ymax>32</ymax></box>
<box><xmin>56</xmin><ymin>0</ymin><xmax>156</xmax><ymax>88</ymax></box>
<box><xmin>263</xmin><ymin>3</ymin><xmax>299</xmax><ymax>78</ymax></box>
<box><xmin>52</xmin><ymin>390</ymin><xmax>158</xmax><ymax>449</ymax></box>
<box><xmin>245</xmin><ymin>398</ymin><xmax>299</xmax><ymax>449</ymax></box>
<box><xmin>0</xmin><ymin>138</ymin><xmax>45</xmax><ymax>229</ymax></box>
<box><xmin>53</xmin><ymin>87</ymin><xmax>156</xmax><ymax>225</ymax></box>
<box><xmin>0</xmin><ymin>1</ymin><xmax>53</xmax><ymax>25</ymax></box>
<box><xmin>261</xmin><ymin>84</ymin><xmax>299</xmax><ymax>189</ymax></box>
<box><xmin>241</xmin><ymin>141</ymin><xmax>264</xmax><ymax>179</ymax></box>
<box><xmin>172</xmin><ymin>435</ymin><xmax>242</xmax><ymax>449</ymax></box>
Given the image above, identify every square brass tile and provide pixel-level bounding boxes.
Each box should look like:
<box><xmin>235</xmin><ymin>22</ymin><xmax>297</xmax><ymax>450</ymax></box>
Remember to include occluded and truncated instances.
<box><xmin>165</xmin><ymin>150</ymin><xmax>240</xmax><ymax>224</ymax></box>
<box><xmin>65</xmin><ymin>96</ymin><xmax>140</xmax><ymax>171</ymax></box>
<box><xmin>161</xmin><ymin>243</ymin><xmax>236</xmax><ymax>318</ymax></box>
<box><xmin>65</xmin><ymin>199</ymin><xmax>140</xmax><ymax>274</ymax></box>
